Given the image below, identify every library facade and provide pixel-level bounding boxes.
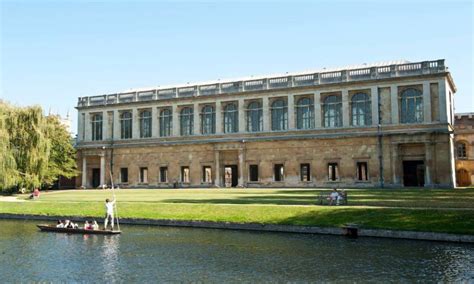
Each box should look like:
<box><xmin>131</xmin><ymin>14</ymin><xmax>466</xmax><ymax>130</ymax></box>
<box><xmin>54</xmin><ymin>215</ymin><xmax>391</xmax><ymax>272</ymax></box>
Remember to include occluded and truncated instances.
<box><xmin>75</xmin><ymin>59</ymin><xmax>457</xmax><ymax>188</ymax></box>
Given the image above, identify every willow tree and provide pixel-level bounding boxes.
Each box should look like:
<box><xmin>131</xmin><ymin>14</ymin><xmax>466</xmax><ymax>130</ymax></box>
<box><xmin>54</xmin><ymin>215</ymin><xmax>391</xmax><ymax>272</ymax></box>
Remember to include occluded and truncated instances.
<box><xmin>0</xmin><ymin>102</ymin><xmax>18</xmax><ymax>190</ymax></box>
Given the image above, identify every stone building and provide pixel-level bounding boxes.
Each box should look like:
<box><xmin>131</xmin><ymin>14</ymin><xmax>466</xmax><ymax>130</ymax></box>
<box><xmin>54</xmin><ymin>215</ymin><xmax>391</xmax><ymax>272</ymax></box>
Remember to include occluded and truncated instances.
<box><xmin>75</xmin><ymin>59</ymin><xmax>457</xmax><ymax>189</ymax></box>
<box><xmin>454</xmin><ymin>113</ymin><xmax>474</xmax><ymax>187</ymax></box>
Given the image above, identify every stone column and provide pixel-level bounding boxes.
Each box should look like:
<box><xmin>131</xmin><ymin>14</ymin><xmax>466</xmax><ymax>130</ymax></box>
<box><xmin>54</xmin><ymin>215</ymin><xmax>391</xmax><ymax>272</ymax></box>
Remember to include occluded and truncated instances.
<box><xmin>423</xmin><ymin>81</ymin><xmax>432</xmax><ymax>123</ymax></box>
<box><xmin>77</xmin><ymin>112</ymin><xmax>84</xmax><ymax>142</ymax></box>
<box><xmin>215</xmin><ymin>101</ymin><xmax>222</xmax><ymax>134</ymax></box>
<box><xmin>100</xmin><ymin>153</ymin><xmax>105</xmax><ymax>188</ymax></box>
<box><xmin>113</xmin><ymin>110</ymin><xmax>120</xmax><ymax>140</ymax></box>
<box><xmin>342</xmin><ymin>89</ymin><xmax>350</xmax><ymax>127</ymax></box>
<box><xmin>132</xmin><ymin>108</ymin><xmax>139</xmax><ymax>139</ymax></box>
<box><xmin>391</xmin><ymin>143</ymin><xmax>400</xmax><ymax>185</ymax></box>
<box><xmin>84</xmin><ymin>112</ymin><xmax>91</xmax><ymax>141</ymax></box>
<box><xmin>438</xmin><ymin>79</ymin><xmax>448</xmax><ymax>123</ymax></box>
<box><xmin>424</xmin><ymin>142</ymin><xmax>433</xmax><ymax>187</ymax></box>
<box><xmin>172</xmin><ymin>104</ymin><xmax>180</xmax><ymax>136</ymax></box>
<box><xmin>390</xmin><ymin>85</ymin><xmax>399</xmax><ymax>124</ymax></box>
<box><xmin>214</xmin><ymin>151</ymin><xmax>220</xmax><ymax>187</ymax></box>
<box><xmin>262</xmin><ymin>97</ymin><xmax>270</xmax><ymax>131</ymax></box>
<box><xmin>371</xmin><ymin>86</ymin><xmax>379</xmax><ymax>126</ymax></box>
<box><xmin>314</xmin><ymin>92</ymin><xmax>322</xmax><ymax>128</ymax></box>
<box><xmin>102</xmin><ymin>111</ymin><xmax>108</xmax><ymax>141</ymax></box>
<box><xmin>238</xmin><ymin>98</ymin><xmax>246</xmax><ymax>132</ymax></box>
<box><xmin>82</xmin><ymin>156</ymin><xmax>87</xmax><ymax>188</ymax></box>
<box><xmin>151</xmin><ymin>107</ymin><xmax>159</xmax><ymax>138</ymax></box>
<box><xmin>193</xmin><ymin>104</ymin><xmax>200</xmax><ymax>135</ymax></box>
<box><xmin>238</xmin><ymin>148</ymin><xmax>245</xmax><ymax>187</ymax></box>
<box><xmin>288</xmin><ymin>94</ymin><xmax>295</xmax><ymax>129</ymax></box>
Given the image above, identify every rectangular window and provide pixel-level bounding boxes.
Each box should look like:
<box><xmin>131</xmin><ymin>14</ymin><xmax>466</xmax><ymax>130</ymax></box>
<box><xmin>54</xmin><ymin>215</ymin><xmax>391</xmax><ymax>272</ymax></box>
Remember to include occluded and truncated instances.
<box><xmin>139</xmin><ymin>167</ymin><xmax>148</xmax><ymax>183</ymax></box>
<box><xmin>357</xmin><ymin>162</ymin><xmax>368</xmax><ymax>181</ymax></box>
<box><xmin>120</xmin><ymin>168</ymin><xmax>128</xmax><ymax>183</ymax></box>
<box><xmin>300</xmin><ymin>163</ymin><xmax>311</xmax><ymax>182</ymax></box>
<box><xmin>159</xmin><ymin>167</ymin><xmax>168</xmax><ymax>183</ymax></box>
<box><xmin>328</xmin><ymin>163</ymin><xmax>339</xmax><ymax>181</ymax></box>
<box><xmin>202</xmin><ymin>166</ymin><xmax>212</xmax><ymax>183</ymax></box>
<box><xmin>274</xmin><ymin>164</ymin><xmax>284</xmax><ymax>182</ymax></box>
<box><xmin>181</xmin><ymin>166</ymin><xmax>190</xmax><ymax>183</ymax></box>
<box><xmin>249</xmin><ymin>165</ymin><xmax>259</xmax><ymax>182</ymax></box>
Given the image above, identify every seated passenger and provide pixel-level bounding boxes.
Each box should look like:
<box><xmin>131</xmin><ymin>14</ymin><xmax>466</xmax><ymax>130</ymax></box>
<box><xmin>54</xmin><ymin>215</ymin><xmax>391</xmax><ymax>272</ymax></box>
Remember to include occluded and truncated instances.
<box><xmin>84</xmin><ymin>221</ymin><xmax>90</xmax><ymax>230</ymax></box>
<box><xmin>56</xmin><ymin>220</ymin><xmax>64</xmax><ymax>228</ymax></box>
<box><xmin>92</xmin><ymin>220</ymin><xmax>99</xmax><ymax>230</ymax></box>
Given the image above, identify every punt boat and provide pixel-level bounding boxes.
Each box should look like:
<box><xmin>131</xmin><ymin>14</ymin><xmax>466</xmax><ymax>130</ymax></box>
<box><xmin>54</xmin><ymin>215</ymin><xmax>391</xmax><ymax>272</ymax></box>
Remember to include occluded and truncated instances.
<box><xmin>37</xmin><ymin>224</ymin><xmax>121</xmax><ymax>235</ymax></box>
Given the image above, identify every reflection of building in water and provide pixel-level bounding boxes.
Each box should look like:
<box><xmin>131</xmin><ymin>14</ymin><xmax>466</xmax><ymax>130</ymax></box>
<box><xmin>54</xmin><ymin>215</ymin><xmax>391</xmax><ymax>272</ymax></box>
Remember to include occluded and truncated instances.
<box><xmin>101</xmin><ymin>236</ymin><xmax>120</xmax><ymax>280</ymax></box>
<box><xmin>76</xmin><ymin>59</ymin><xmax>458</xmax><ymax>188</ymax></box>
<box><xmin>454</xmin><ymin>113</ymin><xmax>474</xmax><ymax>186</ymax></box>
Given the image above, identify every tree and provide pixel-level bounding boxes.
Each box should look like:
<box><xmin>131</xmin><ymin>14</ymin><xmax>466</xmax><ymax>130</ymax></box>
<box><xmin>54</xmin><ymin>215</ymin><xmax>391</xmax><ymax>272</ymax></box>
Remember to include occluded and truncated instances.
<box><xmin>0</xmin><ymin>102</ymin><xmax>18</xmax><ymax>190</ymax></box>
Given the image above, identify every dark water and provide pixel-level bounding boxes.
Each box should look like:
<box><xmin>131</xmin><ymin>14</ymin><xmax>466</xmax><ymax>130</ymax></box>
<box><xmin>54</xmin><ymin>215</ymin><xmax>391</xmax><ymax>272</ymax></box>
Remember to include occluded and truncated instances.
<box><xmin>0</xmin><ymin>220</ymin><xmax>473</xmax><ymax>283</ymax></box>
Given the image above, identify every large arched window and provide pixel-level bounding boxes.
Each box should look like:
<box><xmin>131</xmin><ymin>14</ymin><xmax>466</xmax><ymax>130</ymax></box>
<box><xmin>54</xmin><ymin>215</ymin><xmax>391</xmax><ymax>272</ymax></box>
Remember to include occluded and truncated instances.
<box><xmin>223</xmin><ymin>103</ymin><xmax>238</xmax><ymax>133</ymax></box>
<box><xmin>296</xmin><ymin>97</ymin><xmax>314</xmax><ymax>129</ymax></box>
<box><xmin>159</xmin><ymin>109</ymin><xmax>172</xmax><ymax>137</ymax></box>
<box><xmin>91</xmin><ymin>113</ymin><xmax>103</xmax><ymax>141</ymax></box>
<box><xmin>120</xmin><ymin>111</ymin><xmax>132</xmax><ymax>139</ymax></box>
<box><xmin>139</xmin><ymin>110</ymin><xmax>152</xmax><ymax>138</ymax></box>
<box><xmin>180</xmin><ymin>107</ymin><xmax>194</xmax><ymax>136</ymax></box>
<box><xmin>400</xmin><ymin>88</ymin><xmax>423</xmax><ymax>123</ymax></box>
<box><xmin>201</xmin><ymin>105</ymin><xmax>215</xmax><ymax>135</ymax></box>
<box><xmin>457</xmin><ymin>142</ymin><xmax>467</xmax><ymax>159</ymax></box>
<box><xmin>246</xmin><ymin>101</ymin><xmax>263</xmax><ymax>132</ymax></box>
<box><xmin>271</xmin><ymin>99</ymin><xmax>287</xmax><ymax>131</ymax></box>
<box><xmin>351</xmin><ymin>93</ymin><xmax>372</xmax><ymax>126</ymax></box>
<box><xmin>323</xmin><ymin>95</ymin><xmax>342</xmax><ymax>128</ymax></box>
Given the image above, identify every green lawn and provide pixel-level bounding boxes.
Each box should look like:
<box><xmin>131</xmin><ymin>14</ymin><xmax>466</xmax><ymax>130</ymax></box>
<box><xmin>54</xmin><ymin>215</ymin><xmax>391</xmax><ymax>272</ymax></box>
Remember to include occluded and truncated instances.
<box><xmin>1</xmin><ymin>188</ymin><xmax>474</xmax><ymax>234</ymax></box>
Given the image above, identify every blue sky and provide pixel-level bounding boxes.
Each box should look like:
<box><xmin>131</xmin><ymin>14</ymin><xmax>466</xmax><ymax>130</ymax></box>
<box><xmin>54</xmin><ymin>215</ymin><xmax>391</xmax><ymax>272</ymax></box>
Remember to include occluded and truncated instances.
<box><xmin>1</xmin><ymin>0</ymin><xmax>472</xmax><ymax>135</ymax></box>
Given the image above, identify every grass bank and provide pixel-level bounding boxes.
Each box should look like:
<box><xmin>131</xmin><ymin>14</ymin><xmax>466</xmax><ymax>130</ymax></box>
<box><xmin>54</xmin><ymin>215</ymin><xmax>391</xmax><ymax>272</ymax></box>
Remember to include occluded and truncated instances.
<box><xmin>1</xmin><ymin>188</ymin><xmax>473</xmax><ymax>235</ymax></box>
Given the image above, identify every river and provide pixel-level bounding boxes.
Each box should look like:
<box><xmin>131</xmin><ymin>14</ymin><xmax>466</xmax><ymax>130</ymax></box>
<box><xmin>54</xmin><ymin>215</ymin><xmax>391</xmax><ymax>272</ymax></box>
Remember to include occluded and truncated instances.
<box><xmin>0</xmin><ymin>219</ymin><xmax>473</xmax><ymax>282</ymax></box>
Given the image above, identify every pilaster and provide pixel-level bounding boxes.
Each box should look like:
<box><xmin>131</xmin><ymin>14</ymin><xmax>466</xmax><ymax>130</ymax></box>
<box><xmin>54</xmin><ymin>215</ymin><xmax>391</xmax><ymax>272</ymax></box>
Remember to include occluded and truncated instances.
<box><xmin>262</xmin><ymin>97</ymin><xmax>270</xmax><ymax>131</ymax></box>
<box><xmin>342</xmin><ymin>89</ymin><xmax>350</xmax><ymax>127</ymax></box>
<box><xmin>215</xmin><ymin>101</ymin><xmax>222</xmax><ymax>134</ymax></box>
<box><xmin>371</xmin><ymin>86</ymin><xmax>379</xmax><ymax>126</ymax></box>
<box><xmin>288</xmin><ymin>94</ymin><xmax>295</xmax><ymax>129</ymax></box>
<box><xmin>422</xmin><ymin>81</ymin><xmax>432</xmax><ymax>123</ymax></box>
<box><xmin>390</xmin><ymin>85</ymin><xmax>399</xmax><ymax>124</ymax></box>
<box><xmin>314</xmin><ymin>91</ymin><xmax>322</xmax><ymax>128</ymax></box>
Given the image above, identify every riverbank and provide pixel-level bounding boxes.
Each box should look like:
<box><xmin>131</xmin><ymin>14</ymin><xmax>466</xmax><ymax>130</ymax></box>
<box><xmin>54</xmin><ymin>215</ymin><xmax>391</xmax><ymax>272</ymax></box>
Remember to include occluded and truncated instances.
<box><xmin>1</xmin><ymin>188</ymin><xmax>473</xmax><ymax>236</ymax></box>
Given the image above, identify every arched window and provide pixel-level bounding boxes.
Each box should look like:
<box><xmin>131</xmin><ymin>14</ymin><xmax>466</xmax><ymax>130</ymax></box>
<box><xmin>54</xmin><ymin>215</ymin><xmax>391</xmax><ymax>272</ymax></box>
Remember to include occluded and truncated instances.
<box><xmin>296</xmin><ymin>97</ymin><xmax>314</xmax><ymax>129</ymax></box>
<box><xmin>457</xmin><ymin>142</ymin><xmax>467</xmax><ymax>159</ymax></box>
<box><xmin>159</xmin><ymin>109</ymin><xmax>172</xmax><ymax>137</ymax></box>
<box><xmin>180</xmin><ymin>107</ymin><xmax>194</xmax><ymax>136</ymax></box>
<box><xmin>91</xmin><ymin>113</ymin><xmax>103</xmax><ymax>141</ymax></box>
<box><xmin>400</xmin><ymin>88</ymin><xmax>423</xmax><ymax>123</ymax></box>
<box><xmin>201</xmin><ymin>105</ymin><xmax>215</xmax><ymax>135</ymax></box>
<box><xmin>271</xmin><ymin>99</ymin><xmax>287</xmax><ymax>131</ymax></box>
<box><xmin>139</xmin><ymin>110</ymin><xmax>152</xmax><ymax>138</ymax></box>
<box><xmin>120</xmin><ymin>111</ymin><xmax>132</xmax><ymax>139</ymax></box>
<box><xmin>246</xmin><ymin>101</ymin><xmax>263</xmax><ymax>132</ymax></box>
<box><xmin>351</xmin><ymin>93</ymin><xmax>372</xmax><ymax>126</ymax></box>
<box><xmin>223</xmin><ymin>103</ymin><xmax>238</xmax><ymax>133</ymax></box>
<box><xmin>323</xmin><ymin>95</ymin><xmax>342</xmax><ymax>128</ymax></box>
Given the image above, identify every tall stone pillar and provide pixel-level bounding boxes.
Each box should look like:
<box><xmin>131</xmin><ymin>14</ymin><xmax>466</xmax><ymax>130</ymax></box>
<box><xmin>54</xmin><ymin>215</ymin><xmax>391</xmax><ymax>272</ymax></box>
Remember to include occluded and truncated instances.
<box><xmin>113</xmin><ymin>110</ymin><xmax>120</xmax><ymax>140</ymax></box>
<box><xmin>423</xmin><ymin>81</ymin><xmax>432</xmax><ymax>123</ymax></box>
<box><xmin>214</xmin><ymin>151</ymin><xmax>220</xmax><ymax>187</ymax></box>
<box><xmin>238</xmin><ymin>98</ymin><xmax>246</xmax><ymax>132</ymax></box>
<box><xmin>371</xmin><ymin>86</ymin><xmax>379</xmax><ymax>126</ymax></box>
<box><xmin>172</xmin><ymin>104</ymin><xmax>180</xmax><ymax>136</ymax></box>
<box><xmin>391</xmin><ymin>143</ymin><xmax>400</xmax><ymax>185</ymax></box>
<box><xmin>151</xmin><ymin>107</ymin><xmax>158</xmax><ymax>138</ymax></box>
<box><xmin>82</xmin><ymin>156</ymin><xmax>87</xmax><ymax>188</ymax></box>
<box><xmin>77</xmin><ymin>112</ymin><xmax>84</xmax><ymax>142</ymax></box>
<box><xmin>288</xmin><ymin>94</ymin><xmax>295</xmax><ymax>129</ymax></box>
<box><xmin>215</xmin><ymin>101</ymin><xmax>222</xmax><ymax>134</ymax></box>
<box><xmin>314</xmin><ymin>91</ymin><xmax>322</xmax><ymax>128</ymax></box>
<box><xmin>132</xmin><ymin>108</ymin><xmax>139</xmax><ymax>139</ymax></box>
<box><xmin>100</xmin><ymin>154</ymin><xmax>105</xmax><ymax>188</ymax></box>
<box><xmin>84</xmin><ymin>112</ymin><xmax>91</xmax><ymax>141</ymax></box>
<box><xmin>342</xmin><ymin>89</ymin><xmax>350</xmax><ymax>127</ymax></box>
<box><xmin>238</xmin><ymin>148</ymin><xmax>245</xmax><ymax>187</ymax></box>
<box><xmin>390</xmin><ymin>85</ymin><xmax>399</xmax><ymax>124</ymax></box>
<box><xmin>438</xmin><ymin>79</ymin><xmax>448</xmax><ymax>123</ymax></box>
<box><xmin>102</xmin><ymin>111</ymin><xmax>108</xmax><ymax>141</ymax></box>
<box><xmin>424</xmin><ymin>142</ymin><xmax>433</xmax><ymax>187</ymax></box>
<box><xmin>193</xmin><ymin>103</ymin><xmax>200</xmax><ymax>135</ymax></box>
<box><xmin>262</xmin><ymin>97</ymin><xmax>270</xmax><ymax>131</ymax></box>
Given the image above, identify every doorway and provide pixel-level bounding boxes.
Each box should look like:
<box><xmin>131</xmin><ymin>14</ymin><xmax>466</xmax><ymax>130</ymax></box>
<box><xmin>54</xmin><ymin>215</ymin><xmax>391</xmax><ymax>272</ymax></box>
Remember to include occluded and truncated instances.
<box><xmin>92</xmin><ymin>168</ymin><xmax>101</xmax><ymax>188</ymax></box>
<box><xmin>457</xmin><ymin>169</ymin><xmax>471</xmax><ymax>187</ymax></box>
<box><xmin>403</xmin><ymin>161</ymin><xmax>425</xmax><ymax>187</ymax></box>
<box><xmin>224</xmin><ymin>165</ymin><xmax>238</xmax><ymax>187</ymax></box>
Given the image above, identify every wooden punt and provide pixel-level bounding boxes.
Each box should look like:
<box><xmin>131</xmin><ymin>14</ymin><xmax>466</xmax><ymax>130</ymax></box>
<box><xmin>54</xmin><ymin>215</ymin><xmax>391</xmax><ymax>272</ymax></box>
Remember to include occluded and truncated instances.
<box><xmin>37</xmin><ymin>224</ymin><xmax>121</xmax><ymax>235</ymax></box>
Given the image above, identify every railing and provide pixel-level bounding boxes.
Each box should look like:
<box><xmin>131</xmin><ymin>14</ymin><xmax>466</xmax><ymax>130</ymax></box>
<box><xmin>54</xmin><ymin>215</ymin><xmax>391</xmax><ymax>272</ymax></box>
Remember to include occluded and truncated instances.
<box><xmin>77</xmin><ymin>59</ymin><xmax>446</xmax><ymax>107</ymax></box>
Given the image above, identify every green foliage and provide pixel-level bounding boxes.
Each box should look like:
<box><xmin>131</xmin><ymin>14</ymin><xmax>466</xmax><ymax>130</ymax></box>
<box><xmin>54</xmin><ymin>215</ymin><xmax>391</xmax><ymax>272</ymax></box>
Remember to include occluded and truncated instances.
<box><xmin>0</xmin><ymin>101</ymin><xmax>77</xmax><ymax>192</ymax></box>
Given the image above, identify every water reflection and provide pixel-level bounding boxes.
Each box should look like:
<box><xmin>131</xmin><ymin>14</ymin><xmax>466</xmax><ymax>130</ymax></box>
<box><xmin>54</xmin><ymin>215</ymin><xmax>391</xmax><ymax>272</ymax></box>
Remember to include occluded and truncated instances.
<box><xmin>0</xmin><ymin>220</ymin><xmax>473</xmax><ymax>282</ymax></box>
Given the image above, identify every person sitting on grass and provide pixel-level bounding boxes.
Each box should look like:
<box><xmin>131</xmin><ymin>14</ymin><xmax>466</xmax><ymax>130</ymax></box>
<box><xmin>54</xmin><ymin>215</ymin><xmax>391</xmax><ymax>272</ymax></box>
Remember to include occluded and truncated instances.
<box><xmin>328</xmin><ymin>188</ymin><xmax>339</xmax><ymax>205</ymax></box>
